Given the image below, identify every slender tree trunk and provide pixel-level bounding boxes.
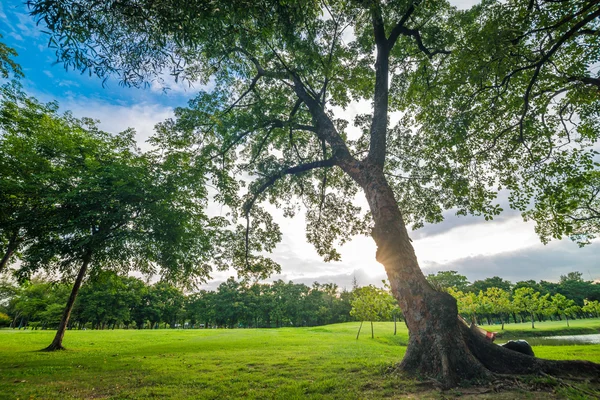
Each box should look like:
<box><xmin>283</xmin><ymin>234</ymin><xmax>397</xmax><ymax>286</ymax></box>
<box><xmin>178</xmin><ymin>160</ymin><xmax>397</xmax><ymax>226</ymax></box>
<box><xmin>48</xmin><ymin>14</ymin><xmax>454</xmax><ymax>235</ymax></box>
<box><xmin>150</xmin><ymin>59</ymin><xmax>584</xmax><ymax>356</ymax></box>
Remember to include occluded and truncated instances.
<box><xmin>43</xmin><ymin>251</ymin><xmax>92</xmax><ymax>351</ymax></box>
<box><xmin>10</xmin><ymin>312</ymin><xmax>21</xmax><ymax>329</ymax></box>
<box><xmin>394</xmin><ymin>315</ymin><xmax>397</xmax><ymax>336</ymax></box>
<box><xmin>0</xmin><ymin>231</ymin><xmax>20</xmax><ymax>273</ymax></box>
<box><xmin>565</xmin><ymin>315</ymin><xmax>569</xmax><ymax>327</ymax></box>
<box><xmin>530</xmin><ymin>312</ymin><xmax>535</xmax><ymax>329</ymax></box>
<box><xmin>356</xmin><ymin>321</ymin><xmax>363</xmax><ymax>340</ymax></box>
<box><xmin>370</xmin><ymin>320</ymin><xmax>374</xmax><ymax>339</ymax></box>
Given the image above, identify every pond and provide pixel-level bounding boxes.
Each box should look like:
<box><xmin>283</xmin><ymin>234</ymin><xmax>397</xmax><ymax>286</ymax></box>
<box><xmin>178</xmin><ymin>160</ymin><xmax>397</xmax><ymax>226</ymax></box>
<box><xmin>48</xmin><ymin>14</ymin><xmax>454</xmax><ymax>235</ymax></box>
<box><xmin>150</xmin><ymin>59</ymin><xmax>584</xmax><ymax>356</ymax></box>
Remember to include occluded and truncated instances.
<box><xmin>499</xmin><ymin>334</ymin><xmax>600</xmax><ymax>346</ymax></box>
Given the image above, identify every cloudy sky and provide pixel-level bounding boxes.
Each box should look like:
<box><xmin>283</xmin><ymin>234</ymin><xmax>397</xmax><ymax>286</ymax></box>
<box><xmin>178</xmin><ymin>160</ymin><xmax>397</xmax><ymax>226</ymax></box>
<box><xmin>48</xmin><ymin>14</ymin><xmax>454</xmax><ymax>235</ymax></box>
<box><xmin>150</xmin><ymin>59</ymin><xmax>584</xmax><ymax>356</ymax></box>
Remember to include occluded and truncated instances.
<box><xmin>1</xmin><ymin>0</ymin><xmax>598</xmax><ymax>290</ymax></box>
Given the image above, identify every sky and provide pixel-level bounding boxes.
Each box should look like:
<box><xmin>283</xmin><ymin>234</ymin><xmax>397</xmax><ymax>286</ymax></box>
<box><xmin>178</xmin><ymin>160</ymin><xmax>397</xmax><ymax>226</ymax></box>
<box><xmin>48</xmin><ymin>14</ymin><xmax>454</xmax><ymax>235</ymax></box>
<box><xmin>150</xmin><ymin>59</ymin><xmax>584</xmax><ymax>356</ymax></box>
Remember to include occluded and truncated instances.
<box><xmin>1</xmin><ymin>0</ymin><xmax>598</xmax><ymax>290</ymax></box>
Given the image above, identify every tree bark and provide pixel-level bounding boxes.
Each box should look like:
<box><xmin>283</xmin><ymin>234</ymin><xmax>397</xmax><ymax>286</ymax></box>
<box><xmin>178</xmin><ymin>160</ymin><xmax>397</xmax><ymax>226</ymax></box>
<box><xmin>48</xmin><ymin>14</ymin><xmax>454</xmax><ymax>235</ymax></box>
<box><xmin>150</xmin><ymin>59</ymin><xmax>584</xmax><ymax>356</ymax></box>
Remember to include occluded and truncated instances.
<box><xmin>356</xmin><ymin>321</ymin><xmax>363</xmax><ymax>340</ymax></box>
<box><xmin>43</xmin><ymin>251</ymin><xmax>92</xmax><ymax>351</ymax></box>
<box><xmin>356</xmin><ymin>169</ymin><xmax>600</xmax><ymax>387</ymax></box>
<box><xmin>370</xmin><ymin>320</ymin><xmax>374</xmax><ymax>339</ymax></box>
<box><xmin>0</xmin><ymin>231</ymin><xmax>20</xmax><ymax>273</ymax></box>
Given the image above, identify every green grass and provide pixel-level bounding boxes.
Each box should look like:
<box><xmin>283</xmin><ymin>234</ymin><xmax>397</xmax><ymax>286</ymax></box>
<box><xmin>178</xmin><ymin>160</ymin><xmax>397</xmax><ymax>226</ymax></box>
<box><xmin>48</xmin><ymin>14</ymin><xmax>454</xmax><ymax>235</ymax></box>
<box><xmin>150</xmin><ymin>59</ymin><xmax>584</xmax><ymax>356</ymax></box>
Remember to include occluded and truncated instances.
<box><xmin>1</xmin><ymin>321</ymin><xmax>599</xmax><ymax>399</ymax></box>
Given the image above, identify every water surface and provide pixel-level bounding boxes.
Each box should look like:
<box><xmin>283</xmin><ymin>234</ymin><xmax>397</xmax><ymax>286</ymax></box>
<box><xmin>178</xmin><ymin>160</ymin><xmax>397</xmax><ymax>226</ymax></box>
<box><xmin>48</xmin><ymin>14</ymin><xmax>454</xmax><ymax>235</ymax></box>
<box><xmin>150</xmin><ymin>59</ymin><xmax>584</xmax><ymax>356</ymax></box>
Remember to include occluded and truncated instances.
<box><xmin>501</xmin><ymin>334</ymin><xmax>600</xmax><ymax>346</ymax></box>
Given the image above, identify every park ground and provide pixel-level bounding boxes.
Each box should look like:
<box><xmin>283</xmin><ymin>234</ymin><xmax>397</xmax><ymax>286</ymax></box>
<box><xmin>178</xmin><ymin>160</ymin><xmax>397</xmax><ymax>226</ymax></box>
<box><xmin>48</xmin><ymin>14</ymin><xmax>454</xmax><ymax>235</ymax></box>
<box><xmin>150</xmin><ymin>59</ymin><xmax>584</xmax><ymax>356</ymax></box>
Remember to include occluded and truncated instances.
<box><xmin>1</xmin><ymin>320</ymin><xmax>600</xmax><ymax>399</ymax></box>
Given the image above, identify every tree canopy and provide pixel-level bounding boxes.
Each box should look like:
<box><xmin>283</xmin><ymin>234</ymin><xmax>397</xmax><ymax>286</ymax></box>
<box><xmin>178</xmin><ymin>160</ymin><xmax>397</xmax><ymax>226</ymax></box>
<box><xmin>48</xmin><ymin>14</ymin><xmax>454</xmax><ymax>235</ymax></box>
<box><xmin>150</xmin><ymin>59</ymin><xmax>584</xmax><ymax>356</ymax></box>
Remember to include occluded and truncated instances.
<box><xmin>27</xmin><ymin>0</ymin><xmax>600</xmax><ymax>247</ymax></box>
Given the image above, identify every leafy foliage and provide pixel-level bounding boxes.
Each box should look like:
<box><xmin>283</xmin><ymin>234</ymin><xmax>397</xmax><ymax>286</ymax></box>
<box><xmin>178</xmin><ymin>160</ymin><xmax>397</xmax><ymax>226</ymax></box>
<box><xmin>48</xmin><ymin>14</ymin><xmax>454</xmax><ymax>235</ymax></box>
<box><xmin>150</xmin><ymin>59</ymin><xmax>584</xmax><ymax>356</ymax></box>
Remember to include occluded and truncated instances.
<box><xmin>0</xmin><ymin>82</ymin><xmax>225</xmax><ymax>286</ymax></box>
<box><xmin>0</xmin><ymin>35</ymin><xmax>23</xmax><ymax>79</ymax></box>
<box><xmin>25</xmin><ymin>0</ymin><xmax>600</xmax><ymax>266</ymax></box>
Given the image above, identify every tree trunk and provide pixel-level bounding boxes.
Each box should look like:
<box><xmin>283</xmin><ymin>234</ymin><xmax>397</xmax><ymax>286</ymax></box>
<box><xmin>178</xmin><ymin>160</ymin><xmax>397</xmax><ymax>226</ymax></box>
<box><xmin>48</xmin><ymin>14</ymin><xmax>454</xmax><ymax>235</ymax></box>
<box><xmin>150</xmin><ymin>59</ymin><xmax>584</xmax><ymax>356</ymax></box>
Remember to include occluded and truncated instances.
<box><xmin>10</xmin><ymin>312</ymin><xmax>21</xmax><ymax>329</ymax></box>
<box><xmin>370</xmin><ymin>320</ymin><xmax>374</xmax><ymax>339</ymax></box>
<box><xmin>356</xmin><ymin>170</ymin><xmax>600</xmax><ymax>387</ymax></box>
<box><xmin>43</xmin><ymin>251</ymin><xmax>92</xmax><ymax>351</ymax></box>
<box><xmin>394</xmin><ymin>315</ymin><xmax>397</xmax><ymax>336</ymax></box>
<box><xmin>530</xmin><ymin>312</ymin><xmax>535</xmax><ymax>329</ymax></box>
<box><xmin>565</xmin><ymin>315</ymin><xmax>569</xmax><ymax>327</ymax></box>
<box><xmin>356</xmin><ymin>321</ymin><xmax>363</xmax><ymax>340</ymax></box>
<box><xmin>0</xmin><ymin>231</ymin><xmax>20</xmax><ymax>273</ymax></box>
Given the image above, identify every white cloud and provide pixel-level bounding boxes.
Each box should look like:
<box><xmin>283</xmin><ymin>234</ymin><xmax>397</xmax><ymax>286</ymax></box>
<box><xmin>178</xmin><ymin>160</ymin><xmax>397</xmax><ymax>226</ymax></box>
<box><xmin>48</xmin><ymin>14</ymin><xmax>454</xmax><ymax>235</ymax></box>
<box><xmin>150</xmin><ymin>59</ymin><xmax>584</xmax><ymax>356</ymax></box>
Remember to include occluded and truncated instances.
<box><xmin>421</xmin><ymin>239</ymin><xmax>600</xmax><ymax>283</ymax></box>
<box><xmin>0</xmin><ymin>3</ymin><xmax>8</xmax><ymax>23</ymax></box>
<box><xmin>149</xmin><ymin>73</ymin><xmax>215</xmax><ymax>95</ymax></box>
<box><xmin>57</xmin><ymin>80</ymin><xmax>80</xmax><ymax>88</ymax></box>
<box><xmin>8</xmin><ymin>32</ymin><xmax>23</xmax><ymax>41</ymax></box>
<box><xmin>413</xmin><ymin>216</ymin><xmax>541</xmax><ymax>265</ymax></box>
<box><xmin>14</xmin><ymin>11</ymin><xmax>43</xmax><ymax>39</ymax></box>
<box><xmin>450</xmin><ymin>0</ymin><xmax>482</xmax><ymax>10</ymax></box>
<box><xmin>27</xmin><ymin>88</ymin><xmax>174</xmax><ymax>152</ymax></box>
<box><xmin>61</xmin><ymin>100</ymin><xmax>174</xmax><ymax>151</ymax></box>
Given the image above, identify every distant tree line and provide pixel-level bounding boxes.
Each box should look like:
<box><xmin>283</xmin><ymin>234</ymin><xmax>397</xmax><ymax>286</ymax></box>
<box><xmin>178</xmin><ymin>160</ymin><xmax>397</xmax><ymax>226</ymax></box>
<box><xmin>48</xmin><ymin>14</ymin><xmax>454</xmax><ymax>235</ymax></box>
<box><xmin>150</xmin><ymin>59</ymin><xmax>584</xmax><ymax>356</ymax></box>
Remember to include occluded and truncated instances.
<box><xmin>0</xmin><ymin>273</ymin><xmax>353</xmax><ymax>330</ymax></box>
<box><xmin>427</xmin><ymin>271</ymin><xmax>600</xmax><ymax>329</ymax></box>
<box><xmin>1</xmin><ymin>270</ymin><xmax>599</xmax><ymax>332</ymax></box>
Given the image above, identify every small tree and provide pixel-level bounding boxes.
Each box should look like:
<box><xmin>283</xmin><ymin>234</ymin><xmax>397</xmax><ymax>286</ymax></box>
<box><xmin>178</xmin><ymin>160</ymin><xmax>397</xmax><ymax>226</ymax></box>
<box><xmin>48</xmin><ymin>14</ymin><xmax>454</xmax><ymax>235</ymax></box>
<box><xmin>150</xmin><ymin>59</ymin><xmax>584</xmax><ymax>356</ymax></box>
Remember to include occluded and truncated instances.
<box><xmin>550</xmin><ymin>293</ymin><xmax>579</xmax><ymax>327</ymax></box>
<box><xmin>483</xmin><ymin>287</ymin><xmax>511</xmax><ymax>330</ymax></box>
<box><xmin>513</xmin><ymin>287</ymin><xmax>543</xmax><ymax>329</ymax></box>
<box><xmin>0</xmin><ymin>311</ymin><xmax>11</xmax><ymax>327</ymax></box>
<box><xmin>448</xmin><ymin>288</ymin><xmax>478</xmax><ymax>325</ymax></box>
<box><xmin>383</xmin><ymin>280</ymin><xmax>403</xmax><ymax>335</ymax></box>
<box><xmin>582</xmin><ymin>299</ymin><xmax>600</xmax><ymax>319</ymax></box>
<box><xmin>350</xmin><ymin>285</ymin><xmax>391</xmax><ymax>339</ymax></box>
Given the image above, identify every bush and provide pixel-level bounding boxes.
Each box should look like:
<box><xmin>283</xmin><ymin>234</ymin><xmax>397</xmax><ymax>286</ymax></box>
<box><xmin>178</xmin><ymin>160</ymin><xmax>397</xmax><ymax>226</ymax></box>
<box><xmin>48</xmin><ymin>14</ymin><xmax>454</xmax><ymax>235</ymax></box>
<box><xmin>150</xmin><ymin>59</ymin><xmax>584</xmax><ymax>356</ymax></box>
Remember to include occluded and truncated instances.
<box><xmin>0</xmin><ymin>312</ymin><xmax>11</xmax><ymax>327</ymax></box>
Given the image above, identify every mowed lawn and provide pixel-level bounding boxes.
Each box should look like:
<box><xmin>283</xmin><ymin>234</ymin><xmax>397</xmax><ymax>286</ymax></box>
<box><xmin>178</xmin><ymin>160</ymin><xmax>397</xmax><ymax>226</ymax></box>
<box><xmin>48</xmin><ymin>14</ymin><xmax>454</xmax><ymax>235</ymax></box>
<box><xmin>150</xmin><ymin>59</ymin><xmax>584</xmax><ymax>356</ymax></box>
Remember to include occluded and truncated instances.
<box><xmin>1</xmin><ymin>320</ymin><xmax>599</xmax><ymax>399</ymax></box>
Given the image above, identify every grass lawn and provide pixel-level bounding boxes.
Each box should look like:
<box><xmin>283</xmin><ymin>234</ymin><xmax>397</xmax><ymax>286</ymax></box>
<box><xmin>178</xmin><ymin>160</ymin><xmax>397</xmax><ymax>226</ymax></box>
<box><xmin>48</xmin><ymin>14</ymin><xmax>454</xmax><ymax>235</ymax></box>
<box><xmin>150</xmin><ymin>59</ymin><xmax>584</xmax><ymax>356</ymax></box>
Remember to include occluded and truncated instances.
<box><xmin>1</xmin><ymin>321</ymin><xmax>599</xmax><ymax>399</ymax></box>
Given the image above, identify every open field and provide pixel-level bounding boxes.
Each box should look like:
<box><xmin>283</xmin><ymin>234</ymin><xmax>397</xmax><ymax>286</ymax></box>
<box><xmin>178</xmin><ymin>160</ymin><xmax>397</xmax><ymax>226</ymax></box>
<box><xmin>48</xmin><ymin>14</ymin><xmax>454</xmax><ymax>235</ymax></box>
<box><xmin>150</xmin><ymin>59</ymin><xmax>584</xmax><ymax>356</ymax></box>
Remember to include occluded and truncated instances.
<box><xmin>1</xmin><ymin>321</ymin><xmax>599</xmax><ymax>399</ymax></box>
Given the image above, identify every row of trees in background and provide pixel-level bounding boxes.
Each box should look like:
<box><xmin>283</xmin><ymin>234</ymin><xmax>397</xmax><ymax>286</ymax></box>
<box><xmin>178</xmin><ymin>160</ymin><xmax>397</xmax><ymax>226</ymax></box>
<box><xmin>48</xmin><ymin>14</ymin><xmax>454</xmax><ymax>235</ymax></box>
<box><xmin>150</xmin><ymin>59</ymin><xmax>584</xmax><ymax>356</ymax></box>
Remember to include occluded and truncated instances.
<box><xmin>0</xmin><ymin>273</ymin><xmax>353</xmax><ymax>330</ymax></box>
<box><xmin>427</xmin><ymin>271</ymin><xmax>600</xmax><ymax>329</ymax></box>
<box><xmin>1</xmin><ymin>270</ymin><xmax>599</xmax><ymax>332</ymax></box>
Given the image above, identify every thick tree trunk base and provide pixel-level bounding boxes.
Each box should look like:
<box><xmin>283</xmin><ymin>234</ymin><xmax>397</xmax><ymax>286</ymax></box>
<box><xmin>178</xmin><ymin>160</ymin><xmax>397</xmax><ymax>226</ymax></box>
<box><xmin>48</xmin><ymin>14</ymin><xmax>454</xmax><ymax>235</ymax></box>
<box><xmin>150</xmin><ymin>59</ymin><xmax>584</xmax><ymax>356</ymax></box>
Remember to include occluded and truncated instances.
<box><xmin>397</xmin><ymin>312</ymin><xmax>600</xmax><ymax>389</ymax></box>
<box><xmin>41</xmin><ymin>342</ymin><xmax>66</xmax><ymax>352</ymax></box>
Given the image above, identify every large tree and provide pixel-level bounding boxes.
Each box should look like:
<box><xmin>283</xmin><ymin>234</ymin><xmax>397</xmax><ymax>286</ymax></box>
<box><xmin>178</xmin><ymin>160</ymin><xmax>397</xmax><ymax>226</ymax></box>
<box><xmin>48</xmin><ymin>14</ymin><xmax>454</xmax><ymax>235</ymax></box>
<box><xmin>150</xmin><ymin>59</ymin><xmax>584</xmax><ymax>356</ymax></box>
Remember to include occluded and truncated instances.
<box><xmin>0</xmin><ymin>83</ymin><xmax>227</xmax><ymax>350</ymax></box>
<box><xmin>27</xmin><ymin>0</ymin><xmax>600</xmax><ymax>386</ymax></box>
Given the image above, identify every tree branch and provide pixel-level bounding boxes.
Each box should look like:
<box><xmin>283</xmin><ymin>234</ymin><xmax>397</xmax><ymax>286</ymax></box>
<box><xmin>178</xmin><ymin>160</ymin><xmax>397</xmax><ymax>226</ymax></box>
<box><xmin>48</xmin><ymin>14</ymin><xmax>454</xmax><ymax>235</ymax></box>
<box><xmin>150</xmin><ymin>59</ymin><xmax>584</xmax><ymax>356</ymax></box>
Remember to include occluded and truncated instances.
<box><xmin>566</xmin><ymin>75</ymin><xmax>600</xmax><ymax>88</ymax></box>
<box><xmin>519</xmin><ymin>6</ymin><xmax>600</xmax><ymax>141</ymax></box>
<box><xmin>366</xmin><ymin>1</ymin><xmax>390</xmax><ymax>169</ymax></box>
<box><xmin>396</xmin><ymin>26</ymin><xmax>451</xmax><ymax>58</ymax></box>
<box><xmin>291</xmin><ymin>76</ymin><xmax>357</xmax><ymax>168</ymax></box>
<box><xmin>387</xmin><ymin>4</ymin><xmax>416</xmax><ymax>49</ymax></box>
<box><xmin>232</xmin><ymin>46</ymin><xmax>289</xmax><ymax>80</ymax></box>
<box><xmin>243</xmin><ymin>158</ymin><xmax>336</xmax><ymax>216</ymax></box>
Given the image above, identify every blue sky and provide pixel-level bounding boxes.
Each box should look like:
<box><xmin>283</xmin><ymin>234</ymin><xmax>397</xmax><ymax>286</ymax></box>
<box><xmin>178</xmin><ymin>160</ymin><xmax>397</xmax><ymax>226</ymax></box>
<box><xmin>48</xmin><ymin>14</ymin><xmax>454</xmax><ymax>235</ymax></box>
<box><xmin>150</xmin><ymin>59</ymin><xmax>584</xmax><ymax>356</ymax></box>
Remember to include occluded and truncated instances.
<box><xmin>1</xmin><ymin>0</ymin><xmax>193</xmax><ymax>109</ymax></box>
<box><xmin>2</xmin><ymin>0</ymin><xmax>599</xmax><ymax>289</ymax></box>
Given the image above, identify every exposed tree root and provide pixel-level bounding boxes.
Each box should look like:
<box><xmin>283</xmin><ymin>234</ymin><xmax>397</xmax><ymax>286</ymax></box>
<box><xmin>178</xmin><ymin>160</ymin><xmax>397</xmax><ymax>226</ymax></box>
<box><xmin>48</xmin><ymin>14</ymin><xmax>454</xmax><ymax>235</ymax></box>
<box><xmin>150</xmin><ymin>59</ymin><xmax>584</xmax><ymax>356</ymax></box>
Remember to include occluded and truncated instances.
<box><xmin>41</xmin><ymin>343</ymin><xmax>66</xmax><ymax>352</ymax></box>
<box><xmin>397</xmin><ymin>315</ymin><xmax>600</xmax><ymax>389</ymax></box>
